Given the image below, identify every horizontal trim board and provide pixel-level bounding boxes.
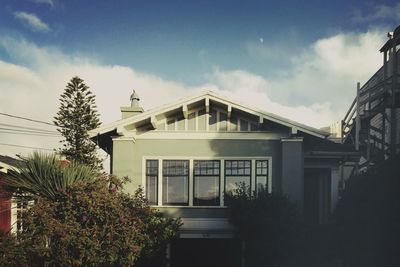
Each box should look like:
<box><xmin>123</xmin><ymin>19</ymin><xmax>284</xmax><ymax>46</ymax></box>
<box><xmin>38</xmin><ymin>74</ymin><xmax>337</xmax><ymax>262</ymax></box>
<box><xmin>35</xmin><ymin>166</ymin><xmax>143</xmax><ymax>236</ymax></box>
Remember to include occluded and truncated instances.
<box><xmin>131</xmin><ymin>132</ymin><xmax>287</xmax><ymax>140</ymax></box>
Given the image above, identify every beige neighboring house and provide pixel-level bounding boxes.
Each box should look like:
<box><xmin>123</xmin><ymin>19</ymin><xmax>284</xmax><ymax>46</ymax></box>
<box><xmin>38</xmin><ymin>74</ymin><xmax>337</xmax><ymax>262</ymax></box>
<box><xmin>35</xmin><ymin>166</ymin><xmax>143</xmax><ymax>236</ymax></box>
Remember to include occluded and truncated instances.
<box><xmin>90</xmin><ymin>90</ymin><xmax>358</xmax><ymax>267</ymax></box>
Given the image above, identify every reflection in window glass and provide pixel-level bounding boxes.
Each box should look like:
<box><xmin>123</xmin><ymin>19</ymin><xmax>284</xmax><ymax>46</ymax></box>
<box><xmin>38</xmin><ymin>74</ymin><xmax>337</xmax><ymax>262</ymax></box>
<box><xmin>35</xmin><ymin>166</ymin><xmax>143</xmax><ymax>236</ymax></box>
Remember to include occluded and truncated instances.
<box><xmin>163</xmin><ymin>160</ymin><xmax>189</xmax><ymax>205</ymax></box>
<box><xmin>225</xmin><ymin>160</ymin><xmax>251</xmax><ymax>203</ymax></box>
<box><xmin>256</xmin><ymin>160</ymin><xmax>269</xmax><ymax>194</ymax></box>
<box><xmin>162</xmin><ymin>160</ymin><xmax>189</xmax><ymax>205</ymax></box>
<box><xmin>194</xmin><ymin>160</ymin><xmax>220</xmax><ymax>206</ymax></box>
<box><xmin>146</xmin><ymin>160</ymin><xmax>158</xmax><ymax>204</ymax></box>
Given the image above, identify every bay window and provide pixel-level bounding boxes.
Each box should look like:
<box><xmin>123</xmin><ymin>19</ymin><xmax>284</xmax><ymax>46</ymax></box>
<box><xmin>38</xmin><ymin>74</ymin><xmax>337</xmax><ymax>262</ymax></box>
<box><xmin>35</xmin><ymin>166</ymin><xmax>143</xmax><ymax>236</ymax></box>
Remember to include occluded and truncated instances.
<box><xmin>144</xmin><ymin>158</ymin><xmax>270</xmax><ymax>207</ymax></box>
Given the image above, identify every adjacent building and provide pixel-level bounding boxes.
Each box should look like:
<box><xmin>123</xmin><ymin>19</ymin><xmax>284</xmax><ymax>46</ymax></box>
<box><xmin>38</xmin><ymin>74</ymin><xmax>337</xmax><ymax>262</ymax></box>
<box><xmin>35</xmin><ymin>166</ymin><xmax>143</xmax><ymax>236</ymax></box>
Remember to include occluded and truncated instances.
<box><xmin>342</xmin><ymin>25</ymin><xmax>400</xmax><ymax>168</ymax></box>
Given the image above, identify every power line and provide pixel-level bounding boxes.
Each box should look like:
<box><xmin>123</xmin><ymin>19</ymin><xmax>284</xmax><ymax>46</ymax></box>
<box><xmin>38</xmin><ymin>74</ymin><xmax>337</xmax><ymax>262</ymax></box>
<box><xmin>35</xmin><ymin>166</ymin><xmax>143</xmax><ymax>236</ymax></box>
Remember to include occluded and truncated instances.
<box><xmin>0</xmin><ymin>130</ymin><xmax>61</xmax><ymax>137</ymax></box>
<box><xmin>0</xmin><ymin>123</ymin><xmax>59</xmax><ymax>134</ymax></box>
<box><xmin>0</xmin><ymin>127</ymin><xmax>61</xmax><ymax>136</ymax></box>
<box><xmin>0</xmin><ymin>143</ymin><xmax>55</xmax><ymax>151</ymax></box>
<box><xmin>0</xmin><ymin>112</ymin><xmax>56</xmax><ymax>127</ymax></box>
<box><xmin>0</xmin><ymin>126</ymin><xmax>60</xmax><ymax>135</ymax></box>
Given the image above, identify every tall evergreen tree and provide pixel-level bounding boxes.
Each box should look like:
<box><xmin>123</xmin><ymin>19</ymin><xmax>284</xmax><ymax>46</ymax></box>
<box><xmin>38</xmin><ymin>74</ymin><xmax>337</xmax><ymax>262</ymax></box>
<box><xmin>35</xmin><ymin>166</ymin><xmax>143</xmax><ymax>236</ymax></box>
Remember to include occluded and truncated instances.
<box><xmin>54</xmin><ymin>76</ymin><xmax>102</xmax><ymax>169</ymax></box>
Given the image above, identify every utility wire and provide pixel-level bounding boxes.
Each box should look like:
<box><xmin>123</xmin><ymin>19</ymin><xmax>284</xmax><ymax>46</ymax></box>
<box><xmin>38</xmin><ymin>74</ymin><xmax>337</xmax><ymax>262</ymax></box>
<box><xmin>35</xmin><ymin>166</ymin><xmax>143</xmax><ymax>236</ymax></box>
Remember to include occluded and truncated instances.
<box><xmin>0</xmin><ymin>112</ymin><xmax>56</xmax><ymax>127</ymax></box>
<box><xmin>0</xmin><ymin>143</ymin><xmax>54</xmax><ymax>151</ymax></box>
<box><xmin>0</xmin><ymin>130</ymin><xmax>61</xmax><ymax>137</ymax></box>
<box><xmin>0</xmin><ymin>123</ymin><xmax>59</xmax><ymax>134</ymax></box>
<box><xmin>0</xmin><ymin>127</ymin><xmax>61</xmax><ymax>136</ymax></box>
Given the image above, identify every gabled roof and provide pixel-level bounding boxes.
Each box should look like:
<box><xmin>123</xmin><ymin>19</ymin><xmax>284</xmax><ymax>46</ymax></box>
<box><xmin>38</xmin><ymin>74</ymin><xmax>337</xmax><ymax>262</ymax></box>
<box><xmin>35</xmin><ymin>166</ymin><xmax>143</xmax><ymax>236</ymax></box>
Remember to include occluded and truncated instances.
<box><xmin>90</xmin><ymin>90</ymin><xmax>329</xmax><ymax>139</ymax></box>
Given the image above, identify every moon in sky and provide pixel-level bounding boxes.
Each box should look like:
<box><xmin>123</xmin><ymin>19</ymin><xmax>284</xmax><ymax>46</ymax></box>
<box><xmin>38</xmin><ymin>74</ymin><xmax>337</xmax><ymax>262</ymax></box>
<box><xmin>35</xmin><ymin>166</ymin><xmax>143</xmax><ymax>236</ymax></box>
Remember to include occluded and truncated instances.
<box><xmin>259</xmin><ymin>37</ymin><xmax>264</xmax><ymax>43</ymax></box>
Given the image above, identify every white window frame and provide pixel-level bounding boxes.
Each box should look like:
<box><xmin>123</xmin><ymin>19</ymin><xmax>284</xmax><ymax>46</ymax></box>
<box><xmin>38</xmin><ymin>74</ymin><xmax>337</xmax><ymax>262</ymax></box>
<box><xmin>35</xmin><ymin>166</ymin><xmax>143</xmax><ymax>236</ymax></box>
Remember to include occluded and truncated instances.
<box><xmin>142</xmin><ymin>156</ymin><xmax>272</xmax><ymax>208</ymax></box>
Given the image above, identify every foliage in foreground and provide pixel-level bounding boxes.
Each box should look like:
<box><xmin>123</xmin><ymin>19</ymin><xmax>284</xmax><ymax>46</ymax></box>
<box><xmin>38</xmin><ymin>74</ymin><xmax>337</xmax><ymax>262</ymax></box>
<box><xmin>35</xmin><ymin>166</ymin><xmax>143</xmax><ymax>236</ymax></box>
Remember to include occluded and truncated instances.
<box><xmin>3</xmin><ymin>152</ymin><xmax>98</xmax><ymax>202</ymax></box>
<box><xmin>229</xmin><ymin>185</ymin><xmax>302</xmax><ymax>267</ymax></box>
<box><xmin>1</xmin><ymin>174</ymin><xmax>180</xmax><ymax>266</ymax></box>
<box><xmin>54</xmin><ymin>76</ymin><xmax>102</xmax><ymax>169</ymax></box>
<box><xmin>333</xmin><ymin>154</ymin><xmax>400</xmax><ymax>266</ymax></box>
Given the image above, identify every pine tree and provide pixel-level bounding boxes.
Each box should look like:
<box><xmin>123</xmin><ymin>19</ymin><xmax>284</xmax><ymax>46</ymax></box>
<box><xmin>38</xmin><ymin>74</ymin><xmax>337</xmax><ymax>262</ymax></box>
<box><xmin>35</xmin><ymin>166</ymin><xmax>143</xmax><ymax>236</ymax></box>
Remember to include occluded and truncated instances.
<box><xmin>54</xmin><ymin>76</ymin><xmax>102</xmax><ymax>169</ymax></box>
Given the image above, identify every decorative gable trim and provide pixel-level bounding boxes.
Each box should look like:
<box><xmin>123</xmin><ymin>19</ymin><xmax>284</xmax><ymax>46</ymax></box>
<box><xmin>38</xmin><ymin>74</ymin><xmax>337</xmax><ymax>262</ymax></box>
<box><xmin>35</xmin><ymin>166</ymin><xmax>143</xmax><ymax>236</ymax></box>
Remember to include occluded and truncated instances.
<box><xmin>90</xmin><ymin>91</ymin><xmax>329</xmax><ymax>139</ymax></box>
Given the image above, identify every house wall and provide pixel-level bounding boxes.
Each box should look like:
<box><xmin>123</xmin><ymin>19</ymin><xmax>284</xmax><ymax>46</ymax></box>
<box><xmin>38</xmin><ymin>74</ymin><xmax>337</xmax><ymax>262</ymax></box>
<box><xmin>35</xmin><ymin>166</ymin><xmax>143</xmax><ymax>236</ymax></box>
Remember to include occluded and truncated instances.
<box><xmin>112</xmin><ymin>137</ymin><xmax>284</xmax><ymax>231</ymax></box>
<box><xmin>281</xmin><ymin>138</ymin><xmax>304</xmax><ymax>210</ymax></box>
<box><xmin>113</xmin><ymin>138</ymin><xmax>282</xmax><ymax>195</ymax></box>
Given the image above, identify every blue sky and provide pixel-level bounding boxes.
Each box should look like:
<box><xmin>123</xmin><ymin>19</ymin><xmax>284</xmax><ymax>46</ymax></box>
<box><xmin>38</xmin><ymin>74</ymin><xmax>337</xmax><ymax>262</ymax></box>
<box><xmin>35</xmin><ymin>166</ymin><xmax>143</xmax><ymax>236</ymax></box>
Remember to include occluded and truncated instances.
<box><xmin>1</xmin><ymin>0</ymin><xmax>398</xmax><ymax>83</ymax></box>
<box><xmin>0</xmin><ymin>0</ymin><xmax>399</xmax><ymax>156</ymax></box>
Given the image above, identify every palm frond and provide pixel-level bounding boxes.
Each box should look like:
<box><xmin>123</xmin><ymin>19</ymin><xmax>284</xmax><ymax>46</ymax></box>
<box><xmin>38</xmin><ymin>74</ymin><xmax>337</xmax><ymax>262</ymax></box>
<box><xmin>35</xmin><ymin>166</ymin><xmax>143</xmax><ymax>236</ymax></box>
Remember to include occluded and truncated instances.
<box><xmin>3</xmin><ymin>152</ymin><xmax>98</xmax><ymax>202</ymax></box>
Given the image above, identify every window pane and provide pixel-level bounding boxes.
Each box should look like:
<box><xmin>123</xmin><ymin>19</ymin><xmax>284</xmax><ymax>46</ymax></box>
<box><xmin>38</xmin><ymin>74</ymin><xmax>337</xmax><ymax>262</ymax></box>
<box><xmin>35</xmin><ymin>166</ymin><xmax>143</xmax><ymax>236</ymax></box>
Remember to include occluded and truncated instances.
<box><xmin>194</xmin><ymin>160</ymin><xmax>220</xmax><ymax>206</ymax></box>
<box><xmin>163</xmin><ymin>160</ymin><xmax>189</xmax><ymax>175</ymax></box>
<box><xmin>162</xmin><ymin>160</ymin><xmax>189</xmax><ymax>205</ymax></box>
<box><xmin>225</xmin><ymin>176</ymin><xmax>250</xmax><ymax>196</ymax></box>
<box><xmin>225</xmin><ymin>160</ymin><xmax>251</xmax><ymax>205</ymax></box>
<box><xmin>225</xmin><ymin>160</ymin><xmax>251</xmax><ymax>175</ymax></box>
<box><xmin>146</xmin><ymin>160</ymin><xmax>158</xmax><ymax>204</ymax></box>
<box><xmin>256</xmin><ymin>160</ymin><xmax>269</xmax><ymax>194</ymax></box>
<box><xmin>194</xmin><ymin>176</ymin><xmax>219</xmax><ymax>206</ymax></box>
<box><xmin>256</xmin><ymin>176</ymin><xmax>268</xmax><ymax>193</ymax></box>
<box><xmin>256</xmin><ymin>160</ymin><xmax>268</xmax><ymax>175</ymax></box>
<box><xmin>163</xmin><ymin>176</ymin><xmax>188</xmax><ymax>205</ymax></box>
<box><xmin>146</xmin><ymin>175</ymin><xmax>158</xmax><ymax>204</ymax></box>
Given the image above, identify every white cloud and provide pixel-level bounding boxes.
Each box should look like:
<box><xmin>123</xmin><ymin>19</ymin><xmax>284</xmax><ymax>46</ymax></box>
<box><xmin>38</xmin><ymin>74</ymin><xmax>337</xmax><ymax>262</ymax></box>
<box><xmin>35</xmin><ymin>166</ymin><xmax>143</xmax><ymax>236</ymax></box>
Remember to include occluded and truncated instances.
<box><xmin>31</xmin><ymin>0</ymin><xmax>54</xmax><ymax>7</ymax></box>
<box><xmin>14</xmin><ymin>11</ymin><xmax>51</xmax><ymax>32</ymax></box>
<box><xmin>260</xmin><ymin>29</ymin><xmax>386</xmax><ymax>110</ymax></box>
<box><xmin>0</xmin><ymin>28</ymin><xmax>387</xmax><ymax>157</ymax></box>
<box><xmin>352</xmin><ymin>3</ymin><xmax>400</xmax><ymax>23</ymax></box>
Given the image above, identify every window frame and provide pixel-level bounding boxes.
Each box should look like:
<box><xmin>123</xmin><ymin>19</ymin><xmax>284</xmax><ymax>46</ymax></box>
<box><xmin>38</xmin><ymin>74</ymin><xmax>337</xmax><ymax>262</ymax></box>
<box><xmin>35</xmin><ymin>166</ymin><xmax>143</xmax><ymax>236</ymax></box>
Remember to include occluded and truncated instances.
<box><xmin>145</xmin><ymin>159</ymin><xmax>159</xmax><ymax>205</ymax></box>
<box><xmin>142</xmin><ymin>157</ymin><xmax>272</xmax><ymax>207</ymax></box>
<box><xmin>224</xmin><ymin>160</ymin><xmax>252</xmax><ymax>200</ymax></box>
<box><xmin>162</xmin><ymin>160</ymin><xmax>190</xmax><ymax>206</ymax></box>
<box><xmin>193</xmin><ymin>160</ymin><xmax>221</xmax><ymax>206</ymax></box>
<box><xmin>255</xmin><ymin>160</ymin><xmax>269</xmax><ymax>194</ymax></box>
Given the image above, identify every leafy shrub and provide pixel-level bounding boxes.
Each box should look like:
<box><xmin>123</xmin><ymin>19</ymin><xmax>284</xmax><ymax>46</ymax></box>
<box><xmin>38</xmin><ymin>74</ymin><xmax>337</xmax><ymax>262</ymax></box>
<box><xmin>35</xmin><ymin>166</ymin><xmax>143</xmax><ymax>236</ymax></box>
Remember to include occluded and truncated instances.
<box><xmin>229</xmin><ymin>184</ymin><xmax>302</xmax><ymax>267</ymax></box>
<box><xmin>1</xmin><ymin>176</ymin><xmax>180</xmax><ymax>267</ymax></box>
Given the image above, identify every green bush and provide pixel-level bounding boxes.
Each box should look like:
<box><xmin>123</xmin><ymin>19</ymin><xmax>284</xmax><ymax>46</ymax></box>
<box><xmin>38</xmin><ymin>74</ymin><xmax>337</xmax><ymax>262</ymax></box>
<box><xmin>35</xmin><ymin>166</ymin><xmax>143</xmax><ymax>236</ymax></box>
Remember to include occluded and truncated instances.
<box><xmin>229</xmin><ymin>184</ymin><xmax>302</xmax><ymax>267</ymax></box>
<box><xmin>333</xmin><ymin>155</ymin><xmax>400</xmax><ymax>266</ymax></box>
<box><xmin>1</xmin><ymin>176</ymin><xmax>180</xmax><ymax>267</ymax></box>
